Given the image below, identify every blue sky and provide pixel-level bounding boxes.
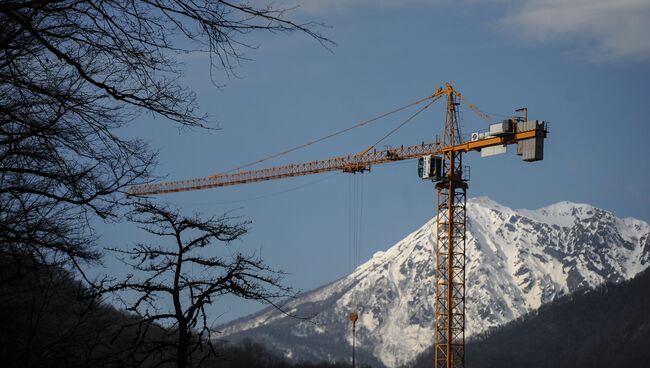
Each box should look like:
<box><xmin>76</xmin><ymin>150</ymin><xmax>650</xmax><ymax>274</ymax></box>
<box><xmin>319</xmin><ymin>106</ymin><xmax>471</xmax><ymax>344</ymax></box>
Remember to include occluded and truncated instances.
<box><xmin>97</xmin><ymin>0</ymin><xmax>650</xmax><ymax>324</ymax></box>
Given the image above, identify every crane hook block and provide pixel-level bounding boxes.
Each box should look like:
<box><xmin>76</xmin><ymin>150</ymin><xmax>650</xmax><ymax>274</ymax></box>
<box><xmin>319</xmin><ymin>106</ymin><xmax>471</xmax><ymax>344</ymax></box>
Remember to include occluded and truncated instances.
<box><xmin>349</xmin><ymin>311</ymin><xmax>359</xmax><ymax>323</ymax></box>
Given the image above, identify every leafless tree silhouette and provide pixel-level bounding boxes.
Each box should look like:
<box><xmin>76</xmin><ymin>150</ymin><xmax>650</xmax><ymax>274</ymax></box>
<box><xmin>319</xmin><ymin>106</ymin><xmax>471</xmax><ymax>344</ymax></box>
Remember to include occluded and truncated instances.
<box><xmin>0</xmin><ymin>1</ymin><xmax>331</xmax><ymax>273</ymax></box>
<box><xmin>105</xmin><ymin>202</ymin><xmax>293</xmax><ymax>368</ymax></box>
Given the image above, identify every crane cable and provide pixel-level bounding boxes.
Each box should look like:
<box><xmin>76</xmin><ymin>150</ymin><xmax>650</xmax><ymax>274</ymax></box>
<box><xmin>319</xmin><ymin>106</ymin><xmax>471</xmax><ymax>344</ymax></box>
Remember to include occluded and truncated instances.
<box><xmin>348</xmin><ymin>174</ymin><xmax>364</xmax><ymax>286</ymax></box>
<box><xmin>458</xmin><ymin>95</ymin><xmax>496</xmax><ymax>125</ymax></box>
<box><xmin>211</xmin><ymin>93</ymin><xmax>441</xmax><ymax>177</ymax></box>
<box><xmin>348</xmin><ymin>172</ymin><xmax>364</xmax><ymax>368</ymax></box>
<box><xmin>350</xmin><ymin>174</ymin><xmax>364</xmax><ymax>278</ymax></box>
<box><xmin>341</xmin><ymin>95</ymin><xmax>441</xmax><ymax>368</ymax></box>
<box><xmin>362</xmin><ymin>94</ymin><xmax>441</xmax><ymax>154</ymax></box>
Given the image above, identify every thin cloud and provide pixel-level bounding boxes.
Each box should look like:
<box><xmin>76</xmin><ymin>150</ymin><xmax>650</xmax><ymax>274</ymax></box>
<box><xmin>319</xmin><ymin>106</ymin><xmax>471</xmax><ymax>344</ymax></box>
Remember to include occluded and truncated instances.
<box><xmin>500</xmin><ymin>0</ymin><xmax>650</xmax><ymax>62</ymax></box>
<box><xmin>270</xmin><ymin>0</ymin><xmax>441</xmax><ymax>15</ymax></box>
<box><xmin>269</xmin><ymin>0</ymin><xmax>650</xmax><ymax>62</ymax></box>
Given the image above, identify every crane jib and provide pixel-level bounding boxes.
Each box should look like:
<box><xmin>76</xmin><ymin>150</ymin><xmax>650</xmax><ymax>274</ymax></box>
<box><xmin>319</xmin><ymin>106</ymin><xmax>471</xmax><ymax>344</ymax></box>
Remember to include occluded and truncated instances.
<box><xmin>127</xmin><ymin>123</ymin><xmax>546</xmax><ymax>197</ymax></box>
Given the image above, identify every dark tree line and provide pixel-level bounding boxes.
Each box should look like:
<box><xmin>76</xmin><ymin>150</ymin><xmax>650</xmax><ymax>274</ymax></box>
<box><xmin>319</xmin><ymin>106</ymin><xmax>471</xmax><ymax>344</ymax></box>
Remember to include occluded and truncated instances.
<box><xmin>407</xmin><ymin>268</ymin><xmax>650</xmax><ymax>368</ymax></box>
<box><xmin>0</xmin><ymin>252</ymin><xmax>363</xmax><ymax>368</ymax></box>
<box><xmin>0</xmin><ymin>253</ymin><xmax>130</xmax><ymax>368</ymax></box>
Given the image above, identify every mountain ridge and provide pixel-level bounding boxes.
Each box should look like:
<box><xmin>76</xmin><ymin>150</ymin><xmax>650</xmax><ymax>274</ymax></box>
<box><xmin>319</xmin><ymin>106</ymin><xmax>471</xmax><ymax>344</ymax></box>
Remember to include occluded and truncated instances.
<box><xmin>217</xmin><ymin>198</ymin><xmax>650</xmax><ymax>367</ymax></box>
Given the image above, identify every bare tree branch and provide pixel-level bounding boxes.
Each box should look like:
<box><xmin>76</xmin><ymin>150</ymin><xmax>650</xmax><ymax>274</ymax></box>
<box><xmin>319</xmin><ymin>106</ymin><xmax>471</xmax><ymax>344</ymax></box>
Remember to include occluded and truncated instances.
<box><xmin>102</xmin><ymin>201</ymin><xmax>295</xmax><ymax>368</ymax></box>
<box><xmin>0</xmin><ymin>1</ymin><xmax>332</xmax><ymax>273</ymax></box>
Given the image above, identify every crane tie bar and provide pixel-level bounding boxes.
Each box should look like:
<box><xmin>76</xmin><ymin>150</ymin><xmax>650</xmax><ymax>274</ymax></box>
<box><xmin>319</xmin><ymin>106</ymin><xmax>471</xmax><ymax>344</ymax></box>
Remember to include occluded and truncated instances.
<box><xmin>208</xmin><ymin>92</ymin><xmax>441</xmax><ymax>178</ymax></box>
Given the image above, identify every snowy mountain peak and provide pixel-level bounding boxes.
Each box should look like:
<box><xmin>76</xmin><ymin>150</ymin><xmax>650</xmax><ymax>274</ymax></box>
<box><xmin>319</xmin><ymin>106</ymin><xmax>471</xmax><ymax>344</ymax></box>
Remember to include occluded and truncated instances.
<box><xmin>218</xmin><ymin>198</ymin><xmax>650</xmax><ymax>368</ymax></box>
<box><xmin>519</xmin><ymin>201</ymin><xmax>597</xmax><ymax>227</ymax></box>
<box><xmin>468</xmin><ymin>196</ymin><xmax>507</xmax><ymax>208</ymax></box>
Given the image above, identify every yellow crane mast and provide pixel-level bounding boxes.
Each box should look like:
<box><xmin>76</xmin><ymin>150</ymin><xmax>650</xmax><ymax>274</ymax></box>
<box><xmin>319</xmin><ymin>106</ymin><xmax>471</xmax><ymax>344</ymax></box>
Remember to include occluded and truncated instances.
<box><xmin>127</xmin><ymin>83</ymin><xmax>548</xmax><ymax>368</ymax></box>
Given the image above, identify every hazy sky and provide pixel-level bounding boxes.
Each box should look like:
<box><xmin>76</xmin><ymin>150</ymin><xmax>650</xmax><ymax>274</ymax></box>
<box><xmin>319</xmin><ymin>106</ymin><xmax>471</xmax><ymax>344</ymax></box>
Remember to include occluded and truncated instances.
<box><xmin>96</xmin><ymin>0</ymin><xmax>650</xmax><ymax>324</ymax></box>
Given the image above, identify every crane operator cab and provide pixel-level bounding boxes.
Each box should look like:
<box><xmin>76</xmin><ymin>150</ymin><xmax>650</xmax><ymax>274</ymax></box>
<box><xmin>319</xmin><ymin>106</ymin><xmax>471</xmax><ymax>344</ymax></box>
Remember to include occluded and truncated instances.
<box><xmin>418</xmin><ymin>155</ymin><xmax>443</xmax><ymax>181</ymax></box>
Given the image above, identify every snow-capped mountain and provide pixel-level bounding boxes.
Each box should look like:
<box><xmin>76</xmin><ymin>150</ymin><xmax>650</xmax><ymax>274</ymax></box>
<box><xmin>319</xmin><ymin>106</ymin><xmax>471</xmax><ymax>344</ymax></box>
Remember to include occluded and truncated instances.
<box><xmin>217</xmin><ymin>198</ymin><xmax>650</xmax><ymax>367</ymax></box>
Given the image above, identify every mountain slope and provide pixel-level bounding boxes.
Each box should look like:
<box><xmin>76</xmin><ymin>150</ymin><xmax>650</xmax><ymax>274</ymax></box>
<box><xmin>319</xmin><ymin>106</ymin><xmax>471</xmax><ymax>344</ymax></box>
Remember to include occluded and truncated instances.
<box><xmin>217</xmin><ymin>198</ymin><xmax>650</xmax><ymax>367</ymax></box>
<box><xmin>411</xmin><ymin>267</ymin><xmax>650</xmax><ymax>368</ymax></box>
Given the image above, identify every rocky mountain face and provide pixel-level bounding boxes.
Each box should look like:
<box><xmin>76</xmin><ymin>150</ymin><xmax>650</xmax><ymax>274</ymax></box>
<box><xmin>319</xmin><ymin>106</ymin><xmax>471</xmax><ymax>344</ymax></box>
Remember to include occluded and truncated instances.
<box><xmin>217</xmin><ymin>198</ymin><xmax>650</xmax><ymax>367</ymax></box>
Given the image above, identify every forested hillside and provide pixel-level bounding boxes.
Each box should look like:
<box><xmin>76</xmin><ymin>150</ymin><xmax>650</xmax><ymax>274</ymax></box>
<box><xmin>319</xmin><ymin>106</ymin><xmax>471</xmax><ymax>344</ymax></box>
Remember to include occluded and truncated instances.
<box><xmin>409</xmin><ymin>268</ymin><xmax>650</xmax><ymax>368</ymax></box>
<box><xmin>0</xmin><ymin>256</ymin><xmax>359</xmax><ymax>368</ymax></box>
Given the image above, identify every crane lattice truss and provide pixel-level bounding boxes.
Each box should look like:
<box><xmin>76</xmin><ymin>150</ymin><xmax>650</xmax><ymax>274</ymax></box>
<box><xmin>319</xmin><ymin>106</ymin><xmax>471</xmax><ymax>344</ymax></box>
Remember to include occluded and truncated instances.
<box><xmin>127</xmin><ymin>129</ymin><xmax>544</xmax><ymax>197</ymax></box>
<box><xmin>127</xmin><ymin>84</ymin><xmax>548</xmax><ymax>368</ymax></box>
<box><xmin>435</xmin><ymin>92</ymin><xmax>468</xmax><ymax>368</ymax></box>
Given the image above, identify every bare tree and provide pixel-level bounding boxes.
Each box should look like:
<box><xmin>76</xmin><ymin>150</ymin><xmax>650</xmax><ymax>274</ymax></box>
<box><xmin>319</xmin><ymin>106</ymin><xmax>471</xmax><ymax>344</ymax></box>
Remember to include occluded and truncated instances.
<box><xmin>0</xmin><ymin>1</ymin><xmax>331</xmax><ymax>272</ymax></box>
<box><xmin>0</xmin><ymin>60</ymin><xmax>156</xmax><ymax>278</ymax></box>
<box><xmin>0</xmin><ymin>1</ymin><xmax>331</xmax><ymax>125</ymax></box>
<box><xmin>105</xmin><ymin>202</ymin><xmax>293</xmax><ymax>368</ymax></box>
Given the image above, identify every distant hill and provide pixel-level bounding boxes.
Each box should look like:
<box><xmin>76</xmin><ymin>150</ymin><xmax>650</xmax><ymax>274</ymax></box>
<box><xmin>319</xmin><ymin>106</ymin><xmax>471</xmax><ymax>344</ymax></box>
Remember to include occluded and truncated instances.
<box><xmin>0</xmin><ymin>255</ymin><xmax>354</xmax><ymax>368</ymax></box>
<box><xmin>408</xmin><ymin>267</ymin><xmax>650</xmax><ymax>368</ymax></box>
<box><xmin>0</xmin><ymin>256</ymin><xmax>132</xmax><ymax>368</ymax></box>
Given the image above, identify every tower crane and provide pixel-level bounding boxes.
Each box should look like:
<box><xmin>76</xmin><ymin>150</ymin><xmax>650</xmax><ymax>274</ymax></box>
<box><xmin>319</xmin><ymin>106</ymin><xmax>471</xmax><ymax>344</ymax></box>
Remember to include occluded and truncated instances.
<box><xmin>128</xmin><ymin>83</ymin><xmax>548</xmax><ymax>368</ymax></box>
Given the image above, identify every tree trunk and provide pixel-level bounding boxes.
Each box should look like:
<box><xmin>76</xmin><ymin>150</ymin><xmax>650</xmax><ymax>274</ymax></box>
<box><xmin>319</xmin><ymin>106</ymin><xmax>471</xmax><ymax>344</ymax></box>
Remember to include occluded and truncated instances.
<box><xmin>177</xmin><ymin>323</ymin><xmax>188</xmax><ymax>368</ymax></box>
